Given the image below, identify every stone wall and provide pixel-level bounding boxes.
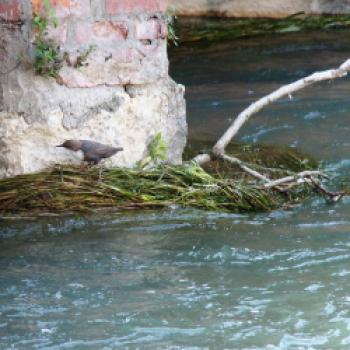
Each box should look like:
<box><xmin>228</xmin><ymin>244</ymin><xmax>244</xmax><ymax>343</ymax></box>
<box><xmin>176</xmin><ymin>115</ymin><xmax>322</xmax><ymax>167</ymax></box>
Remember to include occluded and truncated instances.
<box><xmin>0</xmin><ymin>0</ymin><xmax>187</xmax><ymax>178</ymax></box>
<box><xmin>169</xmin><ymin>0</ymin><xmax>350</xmax><ymax>18</ymax></box>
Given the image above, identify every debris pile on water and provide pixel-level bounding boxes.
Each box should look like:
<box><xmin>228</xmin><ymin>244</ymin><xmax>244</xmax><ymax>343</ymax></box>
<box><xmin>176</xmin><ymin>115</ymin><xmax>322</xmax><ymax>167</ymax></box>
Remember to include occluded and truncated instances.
<box><xmin>0</xmin><ymin>145</ymin><xmax>320</xmax><ymax>215</ymax></box>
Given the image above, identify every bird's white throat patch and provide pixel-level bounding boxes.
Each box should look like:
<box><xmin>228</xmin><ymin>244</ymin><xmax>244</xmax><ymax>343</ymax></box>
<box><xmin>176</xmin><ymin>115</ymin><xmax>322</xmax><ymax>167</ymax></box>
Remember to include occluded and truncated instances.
<box><xmin>75</xmin><ymin>150</ymin><xmax>84</xmax><ymax>160</ymax></box>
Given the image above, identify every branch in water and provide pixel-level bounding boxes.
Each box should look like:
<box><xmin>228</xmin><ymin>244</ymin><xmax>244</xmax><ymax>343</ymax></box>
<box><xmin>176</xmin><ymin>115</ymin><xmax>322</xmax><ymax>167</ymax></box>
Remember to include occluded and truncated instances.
<box><xmin>221</xmin><ymin>154</ymin><xmax>271</xmax><ymax>182</ymax></box>
<box><xmin>190</xmin><ymin>59</ymin><xmax>350</xmax><ymax>203</ymax></box>
<box><xmin>212</xmin><ymin>58</ymin><xmax>350</xmax><ymax>155</ymax></box>
<box><xmin>192</xmin><ymin>153</ymin><xmax>211</xmax><ymax>165</ymax></box>
<box><xmin>261</xmin><ymin>170</ymin><xmax>328</xmax><ymax>189</ymax></box>
<box><xmin>309</xmin><ymin>176</ymin><xmax>346</xmax><ymax>203</ymax></box>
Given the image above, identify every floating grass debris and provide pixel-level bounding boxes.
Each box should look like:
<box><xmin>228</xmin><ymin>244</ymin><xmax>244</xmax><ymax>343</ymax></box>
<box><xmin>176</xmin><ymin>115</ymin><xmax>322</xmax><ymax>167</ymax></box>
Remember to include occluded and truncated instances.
<box><xmin>185</xmin><ymin>142</ymin><xmax>318</xmax><ymax>179</ymax></box>
<box><xmin>0</xmin><ymin>145</ymin><xmax>318</xmax><ymax>215</ymax></box>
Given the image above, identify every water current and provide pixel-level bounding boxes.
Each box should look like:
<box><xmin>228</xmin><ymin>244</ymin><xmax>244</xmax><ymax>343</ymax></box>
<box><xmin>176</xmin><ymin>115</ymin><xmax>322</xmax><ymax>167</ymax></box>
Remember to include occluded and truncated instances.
<box><xmin>1</xmin><ymin>29</ymin><xmax>350</xmax><ymax>349</ymax></box>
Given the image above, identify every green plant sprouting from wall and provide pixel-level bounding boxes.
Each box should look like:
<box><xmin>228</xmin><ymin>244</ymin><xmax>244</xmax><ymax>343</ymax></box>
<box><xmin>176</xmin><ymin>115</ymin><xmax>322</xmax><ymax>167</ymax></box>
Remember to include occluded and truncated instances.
<box><xmin>166</xmin><ymin>10</ymin><xmax>179</xmax><ymax>46</ymax></box>
<box><xmin>149</xmin><ymin>132</ymin><xmax>168</xmax><ymax>161</ymax></box>
<box><xmin>138</xmin><ymin>132</ymin><xmax>169</xmax><ymax>169</ymax></box>
<box><xmin>32</xmin><ymin>0</ymin><xmax>62</xmax><ymax>77</ymax></box>
<box><xmin>32</xmin><ymin>1</ymin><xmax>95</xmax><ymax>77</ymax></box>
<box><xmin>74</xmin><ymin>45</ymin><xmax>96</xmax><ymax>68</ymax></box>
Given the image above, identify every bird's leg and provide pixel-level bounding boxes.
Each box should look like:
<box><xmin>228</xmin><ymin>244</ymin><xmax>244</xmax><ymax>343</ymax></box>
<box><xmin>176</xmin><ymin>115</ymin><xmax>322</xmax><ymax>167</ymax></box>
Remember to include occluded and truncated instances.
<box><xmin>98</xmin><ymin>163</ymin><xmax>103</xmax><ymax>183</ymax></box>
<box><xmin>80</xmin><ymin>161</ymin><xmax>90</xmax><ymax>172</ymax></box>
<box><xmin>59</xmin><ymin>165</ymin><xmax>64</xmax><ymax>183</ymax></box>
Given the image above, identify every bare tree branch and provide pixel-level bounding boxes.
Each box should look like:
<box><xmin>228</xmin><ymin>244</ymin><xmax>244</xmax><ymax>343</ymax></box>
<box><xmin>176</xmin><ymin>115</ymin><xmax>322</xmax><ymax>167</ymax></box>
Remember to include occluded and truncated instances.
<box><xmin>309</xmin><ymin>176</ymin><xmax>346</xmax><ymax>203</ymax></box>
<box><xmin>192</xmin><ymin>153</ymin><xmax>211</xmax><ymax>165</ymax></box>
<box><xmin>221</xmin><ymin>154</ymin><xmax>272</xmax><ymax>182</ymax></box>
<box><xmin>212</xmin><ymin>58</ymin><xmax>350</xmax><ymax>156</ymax></box>
<box><xmin>261</xmin><ymin>170</ymin><xmax>328</xmax><ymax>189</ymax></box>
<box><xmin>190</xmin><ymin>59</ymin><xmax>350</xmax><ymax>203</ymax></box>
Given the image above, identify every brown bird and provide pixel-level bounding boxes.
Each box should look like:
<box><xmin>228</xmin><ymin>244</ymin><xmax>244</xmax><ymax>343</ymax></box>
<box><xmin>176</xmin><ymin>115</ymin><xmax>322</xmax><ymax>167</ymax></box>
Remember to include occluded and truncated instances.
<box><xmin>57</xmin><ymin>140</ymin><xmax>123</xmax><ymax>165</ymax></box>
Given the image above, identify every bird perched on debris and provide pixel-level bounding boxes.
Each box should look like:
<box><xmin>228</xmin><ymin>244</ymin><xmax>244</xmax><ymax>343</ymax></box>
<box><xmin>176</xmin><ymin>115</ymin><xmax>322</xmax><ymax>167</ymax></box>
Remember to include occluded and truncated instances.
<box><xmin>56</xmin><ymin>140</ymin><xmax>123</xmax><ymax>165</ymax></box>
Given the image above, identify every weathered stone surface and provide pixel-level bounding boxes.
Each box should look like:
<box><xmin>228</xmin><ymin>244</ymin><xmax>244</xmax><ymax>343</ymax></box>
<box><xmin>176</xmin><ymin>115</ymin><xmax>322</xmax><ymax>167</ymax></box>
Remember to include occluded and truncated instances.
<box><xmin>46</xmin><ymin>21</ymin><xmax>68</xmax><ymax>44</ymax></box>
<box><xmin>106</xmin><ymin>0</ymin><xmax>169</xmax><ymax>15</ymax></box>
<box><xmin>0</xmin><ymin>0</ymin><xmax>187</xmax><ymax>179</ymax></box>
<box><xmin>33</xmin><ymin>0</ymin><xmax>91</xmax><ymax>19</ymax></box>
<box><xmin>27</xmin><ymin>0</ymin><xmax>170</xmax><ymax>88</ymax></box>
<box><xmin>75</xmin><ymin>21</ymin><xmax>128</xmax><ymax>45</ymax></box>
<box><xmin>0</xmin><ymin>0</ymin><xmax>21</xmax><ymax>21</ymax></box>
<box><xmin>61</xmin><ymin>14</ymin><xmax>169</xmax><ymax>88</ymax></box>
<box><xmin>135</xmin><ymin>19</ymin><xmax>167</xmax><ymax>40</ymax></box>
<box><xmin>57</xmin><ymin>39</ymin><xmax>168</xmax><ymax>87</ymax></box>
<box><xmin>169</xmin><ymin>0</ymin><xmax>350</xmax><ymax>17</ymax></box>
<box><xmin>0</xmin><ymin>77</ymin><xmax>187</xmax><ymax>178</ymax></box>
<box><xmin>2</xmin><ymin>69</ymin><xmax>124</xmax><ymax>125</ymax></box>
<box><xmin>0</xmin><ymin>22</ymin><xmax>28</xmax><ymax>73</ymax></box>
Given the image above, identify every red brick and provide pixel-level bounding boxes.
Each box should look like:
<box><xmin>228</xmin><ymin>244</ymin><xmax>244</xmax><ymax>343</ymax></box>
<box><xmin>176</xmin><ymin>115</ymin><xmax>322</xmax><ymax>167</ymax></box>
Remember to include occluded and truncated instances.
<box><xmin>76</xmin><ymin>21</ymin><xmax>128</xmax><ymax>44</ymax></box>
<box><xmin>67</xmin><ymin>0</ymin><xmax>90</xmax><ymax>18</ymax></box>
<box><xmin>32</xmin><ymin>0</ymin><xmax>41</xmax><ymax>14</ymax></box>
<box><xmin>93</xmin><ymin>21</ymin><xmax>128</xmax><ymax>39</ymax></box>
<box><xmin>135</xmin><ymin>19</ymin><xmax>167</xmax><ymax>40</ymax></box>
<box><xmin>57</xmin><ymin>69</ymin><xmax>95</xmax><ymax>87</ymax></box>
<box><xmin>106</xmin><ymin>0</ymin><xmax>168</xmax><ymax>14</ymax></box>
<box><xmin>0</xmin><ymin>0</ymin><xmax>21</xmax><ymax>21</ymax></box>
<box><xmin>32</xmin><ymin>0</ymin><xmax>90</xmax><ymax>18</ymax></box>
<box><xmin>32</xmin><ymin>0</ymin><xmax>69</xmax><ymax>16</ymax></box>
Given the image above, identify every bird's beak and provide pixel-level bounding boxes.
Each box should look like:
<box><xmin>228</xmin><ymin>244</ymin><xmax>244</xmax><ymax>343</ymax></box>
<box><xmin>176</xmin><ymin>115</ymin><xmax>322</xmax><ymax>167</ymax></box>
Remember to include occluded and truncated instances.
<box><xmin>56</xmin><ymin>144</ymin><xmax>64</xmax><ymax>147</ymax></box>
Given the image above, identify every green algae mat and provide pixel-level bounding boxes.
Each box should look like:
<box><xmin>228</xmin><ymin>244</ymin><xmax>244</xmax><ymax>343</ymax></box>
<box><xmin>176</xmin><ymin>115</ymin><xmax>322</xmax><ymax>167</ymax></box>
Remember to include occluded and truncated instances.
<box><xmin>175</xmin><ymin>15</ymin><xmax>350</xmax><ymax>43</ymax></box>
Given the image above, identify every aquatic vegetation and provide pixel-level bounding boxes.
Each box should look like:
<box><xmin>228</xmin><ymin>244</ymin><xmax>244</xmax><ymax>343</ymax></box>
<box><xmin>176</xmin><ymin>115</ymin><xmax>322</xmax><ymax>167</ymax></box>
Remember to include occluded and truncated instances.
<box><xmin>0</xmin><ymin>145</ymin><xmax>320</xmax><ymax>215</ymax></box>
<box><xmin>192</xmin><ymin>58</ymin><xmax>349</xmax><ymax>205</ymax></box>
<box><xmin>2</xmin><ymin>29</ymin><xmax>348</xmax><ymax>215</ymax></box>
<box><xmin>166</xmin><ymin>9</ymin><xmax>179</xmax><ymax>46</ymax></box>
<box><xmin>185</xmin><ymin>142</ymin><xmax>318</xmax><ymax>178</ymax></box>
<box><xmin>137</xmin><ymin>132</ymin><xmax>169</xmax><ymax>169</ymax></box>
<box><xmin>176</xmin><ymin>15</ymin><xmax>350</xmax><ymax>43</ymax></box>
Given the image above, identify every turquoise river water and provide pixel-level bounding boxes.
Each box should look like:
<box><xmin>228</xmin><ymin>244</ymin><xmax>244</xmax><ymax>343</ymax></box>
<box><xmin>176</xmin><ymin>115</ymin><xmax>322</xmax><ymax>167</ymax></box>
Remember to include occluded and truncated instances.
<box><xmin>1</xmin><ymin>29</ymin><xmax>350</xmax><ymax>349</ymax></box>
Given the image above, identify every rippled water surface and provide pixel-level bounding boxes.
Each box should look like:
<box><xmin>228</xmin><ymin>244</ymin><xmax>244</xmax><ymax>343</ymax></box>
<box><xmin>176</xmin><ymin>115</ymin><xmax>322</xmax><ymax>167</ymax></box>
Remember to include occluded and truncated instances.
<box><xmin>170</xmin><ymin>29</ymin><xmax>350</xmax><ymax>161</ymax></box>
<box><xmin>2</xmin><ymin>30</ymin><xmax>350</xmax><ymax>349</ymax></box>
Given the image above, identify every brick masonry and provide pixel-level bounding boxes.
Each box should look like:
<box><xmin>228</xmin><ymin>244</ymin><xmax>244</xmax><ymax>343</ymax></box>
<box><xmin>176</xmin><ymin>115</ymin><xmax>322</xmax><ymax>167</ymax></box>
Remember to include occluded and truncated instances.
<box><xmin>0</xmin><ymin>0</ymin><xmax>170</xmax><ymax>87</ymax></box>
<box><xmin>0</xmin><ymin>0</ymin><xmax>187</xmax><ymax>177</ymax></box>
<box><xmin>0</xmin><ymin>0</ymin><xmax>21</xmax><ymax>21</ymax></box>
